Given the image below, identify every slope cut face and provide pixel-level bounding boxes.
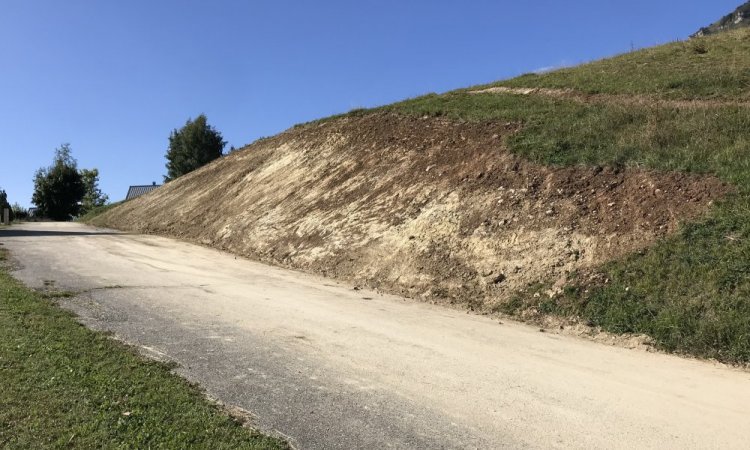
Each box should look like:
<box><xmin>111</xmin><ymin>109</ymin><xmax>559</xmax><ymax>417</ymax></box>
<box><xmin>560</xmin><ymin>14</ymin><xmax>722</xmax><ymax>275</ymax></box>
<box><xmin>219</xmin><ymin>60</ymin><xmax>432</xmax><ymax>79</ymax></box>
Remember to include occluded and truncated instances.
<box><xmin>94</xmin><ymin>114</ymin><xmax>727</xmax><ymax>309</ymax></box>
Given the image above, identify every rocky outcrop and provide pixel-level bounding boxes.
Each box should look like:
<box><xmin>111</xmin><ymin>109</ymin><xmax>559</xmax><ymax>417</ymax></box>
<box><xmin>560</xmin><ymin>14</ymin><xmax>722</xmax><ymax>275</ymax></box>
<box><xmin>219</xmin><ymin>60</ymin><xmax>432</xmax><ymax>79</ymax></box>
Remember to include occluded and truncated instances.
<box><xmin>693</xmin><ymin>2</ymin><xmax>750</xmax><ymax>37</ymax></box>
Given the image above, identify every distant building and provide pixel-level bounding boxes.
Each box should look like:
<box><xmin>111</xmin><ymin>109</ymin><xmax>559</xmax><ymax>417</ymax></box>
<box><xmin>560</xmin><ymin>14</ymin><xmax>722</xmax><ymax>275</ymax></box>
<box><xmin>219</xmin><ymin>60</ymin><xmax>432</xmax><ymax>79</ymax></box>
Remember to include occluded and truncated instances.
<box><xmin>126</xmin><ymin>182</ymin><xmax>161</xmax><ymax>201</ymax></box>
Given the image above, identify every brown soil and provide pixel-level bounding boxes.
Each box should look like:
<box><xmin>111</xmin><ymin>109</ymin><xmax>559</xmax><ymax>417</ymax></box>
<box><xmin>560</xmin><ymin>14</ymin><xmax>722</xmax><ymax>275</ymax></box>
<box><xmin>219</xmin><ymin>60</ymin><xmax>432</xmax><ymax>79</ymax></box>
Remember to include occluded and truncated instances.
<box><xmin>91</xmin><ymin>113</ymin><xmax>729</xmax><ymax>311</ymax></box>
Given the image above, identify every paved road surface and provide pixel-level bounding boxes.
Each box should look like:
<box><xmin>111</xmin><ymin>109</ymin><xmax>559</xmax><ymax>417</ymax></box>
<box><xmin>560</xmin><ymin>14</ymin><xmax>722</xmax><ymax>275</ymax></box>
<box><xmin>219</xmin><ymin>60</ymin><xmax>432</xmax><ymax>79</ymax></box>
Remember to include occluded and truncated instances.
<box><xmin>2</xmin><ymin>222</ymin><xmax>749</xmax><ymax>449</ymax></box>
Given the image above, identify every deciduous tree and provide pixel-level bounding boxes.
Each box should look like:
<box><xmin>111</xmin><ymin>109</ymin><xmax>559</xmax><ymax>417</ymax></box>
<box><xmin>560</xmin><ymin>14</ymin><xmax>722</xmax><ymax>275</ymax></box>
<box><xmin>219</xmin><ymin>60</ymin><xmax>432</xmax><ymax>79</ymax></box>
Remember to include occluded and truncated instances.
<box><xmin>32</xmin><ymin>144</ymin><xmax>86</xmax><ymax>220</ymax></box>
<box><xmin>164</xmin><ymin>114</ymin><xmax>226</xmax><ymax>181</ymax></box>
<box><xmin>80</xmin><ymin>168</ymin><xmax>109</xmax><ymax>214</ymax></box>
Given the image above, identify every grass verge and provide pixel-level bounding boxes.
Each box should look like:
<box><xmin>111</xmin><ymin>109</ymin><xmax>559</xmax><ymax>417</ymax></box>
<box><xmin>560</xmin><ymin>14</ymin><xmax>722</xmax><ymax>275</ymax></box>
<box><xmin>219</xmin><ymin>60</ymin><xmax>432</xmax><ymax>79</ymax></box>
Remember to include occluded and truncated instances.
<box><xmin>77</xmin><ymin>201</ymin><xmax>125</xmax><ymax>223</ymax></box>
<box><xmin>0</xmin><ymin>248</ymin><xmax>287</xmax><ymax>449</ymax></box>
<box><xmin>496</xmin><ymin>199</ymin><xmax>750</xmax><ymax>364</ymax></box>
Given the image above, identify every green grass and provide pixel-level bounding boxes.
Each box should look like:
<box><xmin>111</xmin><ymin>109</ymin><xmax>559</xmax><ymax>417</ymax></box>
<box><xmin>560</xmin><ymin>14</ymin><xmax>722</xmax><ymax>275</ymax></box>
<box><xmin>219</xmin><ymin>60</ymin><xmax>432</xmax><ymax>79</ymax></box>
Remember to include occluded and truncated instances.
<box><xmin>385</xmin><ymin>93</ymin><xmax>750</xmax><ymax>182</ymax></box>
<box><xmin>486</xmin><ymin>29</ymin><xmax>750</xmax><ymax>100</ymax></box>
<box><xmin>0</xmin><ymin>249</ymin><xmax>287</xmax><ymax>449</ymax></box>
<box><xmin>324</xmin><ymin>29</ymin><xmax>750</xmax><ymax>364</ymax></box>
<box><xmin>497</xmin><ymin>199</ymin><xmax>750</xmax><ymax>364</ymax></box>
<box><xmin>581</xmin><ymin>208</ymin><xmax>750</xmax><ymax>363</ymax></box>
<box><xmin>77</xmin><ymin>201</ymin><xmax>125</xmax><ymax>223</ymax></box>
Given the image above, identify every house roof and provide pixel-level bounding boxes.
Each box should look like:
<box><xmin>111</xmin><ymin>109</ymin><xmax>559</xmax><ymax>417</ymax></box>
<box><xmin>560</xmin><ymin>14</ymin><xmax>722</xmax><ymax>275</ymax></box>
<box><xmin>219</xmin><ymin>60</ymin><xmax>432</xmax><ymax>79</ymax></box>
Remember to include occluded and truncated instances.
<box><xmin>126</xmin><ymin>184</ymin><xmax>161</xmax><ymax>200</ymax></box>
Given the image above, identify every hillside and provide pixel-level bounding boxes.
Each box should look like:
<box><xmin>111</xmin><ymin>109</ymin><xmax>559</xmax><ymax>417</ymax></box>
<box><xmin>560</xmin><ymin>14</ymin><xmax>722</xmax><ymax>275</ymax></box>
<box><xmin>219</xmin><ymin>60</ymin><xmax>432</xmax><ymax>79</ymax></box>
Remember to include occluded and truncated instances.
<box><xmin>693</xmin><ymin>2</ymin><xmax>750</xmax><ymax>37</ymax></box>
<box><xmin>90</xmin><ymin>29</ymin><xmax>750</xmax><ymax>363</ymax></box>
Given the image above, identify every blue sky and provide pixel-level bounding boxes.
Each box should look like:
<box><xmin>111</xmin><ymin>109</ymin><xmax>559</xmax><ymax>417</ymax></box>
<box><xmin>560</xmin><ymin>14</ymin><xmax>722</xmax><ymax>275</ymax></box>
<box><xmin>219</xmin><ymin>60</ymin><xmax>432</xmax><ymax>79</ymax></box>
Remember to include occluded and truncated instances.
<box><xmin>0</xmin><ymin>0</ymin><xmax>741</xmax><ymax>207</ymax></box>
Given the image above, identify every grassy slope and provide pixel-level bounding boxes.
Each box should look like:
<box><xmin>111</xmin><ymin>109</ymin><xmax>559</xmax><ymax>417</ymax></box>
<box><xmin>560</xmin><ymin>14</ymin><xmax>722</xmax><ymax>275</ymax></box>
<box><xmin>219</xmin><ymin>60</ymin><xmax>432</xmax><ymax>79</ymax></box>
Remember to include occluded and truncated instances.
<box><xmin>0</xmin><ymin>250</ymin><xmax>286</xmax><ymax>449</ymax></box>
<box><xmin>77</xmin><ymin>201</ymin><xmax>125</xmax><ymax>223</ymax></box>
<box><xmin>489</xmin><ymin>30</ymin><xmax>750</xmax><ymax>100</ymax></box>
<box><xmin>375</xmin><ymin>30</ymin><xmax>750</xmax><ymax>363</ymax></box>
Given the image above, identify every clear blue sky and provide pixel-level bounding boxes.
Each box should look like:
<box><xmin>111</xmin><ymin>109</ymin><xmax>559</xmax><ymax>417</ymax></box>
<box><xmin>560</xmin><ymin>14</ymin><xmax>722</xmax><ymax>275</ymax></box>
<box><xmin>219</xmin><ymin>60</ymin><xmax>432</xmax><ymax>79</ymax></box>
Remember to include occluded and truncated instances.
<box><xmin>0</xmin><ymin>0</ymin><xmax>740</xmax><ymax>207</ymax></box>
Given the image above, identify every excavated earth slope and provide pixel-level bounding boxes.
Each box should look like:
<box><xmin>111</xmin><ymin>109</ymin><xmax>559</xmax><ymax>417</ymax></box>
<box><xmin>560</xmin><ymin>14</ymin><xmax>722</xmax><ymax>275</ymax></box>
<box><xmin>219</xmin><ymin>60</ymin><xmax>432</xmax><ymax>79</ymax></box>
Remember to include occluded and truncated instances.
<box><xmin>93</xmin><ymin>113</ymin><xmax>728</xmax><ymax>310</ymax></box>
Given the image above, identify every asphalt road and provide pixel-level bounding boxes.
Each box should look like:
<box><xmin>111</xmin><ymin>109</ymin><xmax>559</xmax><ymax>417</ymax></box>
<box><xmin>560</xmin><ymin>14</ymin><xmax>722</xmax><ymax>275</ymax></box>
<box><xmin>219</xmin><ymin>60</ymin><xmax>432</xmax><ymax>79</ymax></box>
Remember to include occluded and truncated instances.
<box><xmin>2</xmin><ymin>222</ymin><xmax>749</xmax><ymax>449</ymax></box>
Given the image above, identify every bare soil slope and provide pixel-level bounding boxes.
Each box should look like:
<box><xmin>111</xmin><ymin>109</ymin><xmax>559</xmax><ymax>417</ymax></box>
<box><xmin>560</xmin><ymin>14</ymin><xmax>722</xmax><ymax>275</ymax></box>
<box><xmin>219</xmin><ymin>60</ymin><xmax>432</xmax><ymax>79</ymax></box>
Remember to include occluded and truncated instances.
<box><xmin>92</xmin><ymin>113</ymin><xmax>727</xmax><ymax>310</ymax></box>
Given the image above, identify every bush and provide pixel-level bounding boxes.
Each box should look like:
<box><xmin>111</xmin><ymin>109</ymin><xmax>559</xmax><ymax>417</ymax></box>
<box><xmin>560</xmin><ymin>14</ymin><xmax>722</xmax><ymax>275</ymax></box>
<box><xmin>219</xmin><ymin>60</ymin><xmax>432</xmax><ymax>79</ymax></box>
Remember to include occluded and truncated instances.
<box><xmin>11</xmin><ymin>203</ymin><xmax>28</xmax><ymax>221</ymax></box>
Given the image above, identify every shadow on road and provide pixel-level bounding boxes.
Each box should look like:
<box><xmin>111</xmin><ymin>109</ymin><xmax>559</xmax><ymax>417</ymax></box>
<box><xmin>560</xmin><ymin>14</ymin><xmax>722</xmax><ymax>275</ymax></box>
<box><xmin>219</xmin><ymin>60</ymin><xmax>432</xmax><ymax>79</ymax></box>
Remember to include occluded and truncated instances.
<box><xmin>0</xmin><ymin>229</ymin><xmax>120</xmax><ymax>238</ymax></box>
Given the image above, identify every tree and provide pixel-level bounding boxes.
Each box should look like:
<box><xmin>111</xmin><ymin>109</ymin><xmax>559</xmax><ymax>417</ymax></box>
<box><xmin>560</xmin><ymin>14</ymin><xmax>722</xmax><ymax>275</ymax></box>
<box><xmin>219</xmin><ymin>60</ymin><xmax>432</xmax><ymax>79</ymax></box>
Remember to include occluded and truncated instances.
<box><xmin>164</xmin><ymin>114</ymin><xmax>226</xmax><ymax>181</ymax></box>
<box><xmin>0</xmin><ymin>189</ymin><xmax>12</xmax><ymax>221</ymax></box>
<box><xmin>80</xmin><ymin>168</ymin><xmax>109</xmax><ymax>215</ymax></box>
<box><xmin>11</xmin><ymin>203</ymin><xmax>28</xmax><ymax>221</ymax></box>
<box><xmin>32</xmin><ymin>144</ymin><xmax>86</xmax><ymax>220</ymax></box>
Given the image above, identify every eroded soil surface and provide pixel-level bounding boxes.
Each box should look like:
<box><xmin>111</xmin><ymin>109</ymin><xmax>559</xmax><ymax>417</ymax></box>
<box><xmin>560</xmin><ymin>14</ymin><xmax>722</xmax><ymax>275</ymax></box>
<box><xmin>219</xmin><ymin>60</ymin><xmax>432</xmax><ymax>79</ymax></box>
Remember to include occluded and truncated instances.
<box><xmin>92</xmin><ymin>113</ymin><xmax>728</xmax><ymax>310</ymax></box>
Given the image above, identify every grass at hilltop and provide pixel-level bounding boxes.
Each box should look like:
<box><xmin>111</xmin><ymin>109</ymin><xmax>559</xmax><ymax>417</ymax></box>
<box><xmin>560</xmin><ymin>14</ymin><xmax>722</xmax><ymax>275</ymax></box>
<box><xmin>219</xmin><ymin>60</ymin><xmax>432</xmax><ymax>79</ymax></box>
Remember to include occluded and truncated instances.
<box><xmin>486</xmin><ymin>29</ymin><xmax>750</xmax><ymax>100</ymax></box>
<box><xmin>0</xmin><ymin>248</ymin><xmax>287</xmax><ymax>449</ymax></box>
